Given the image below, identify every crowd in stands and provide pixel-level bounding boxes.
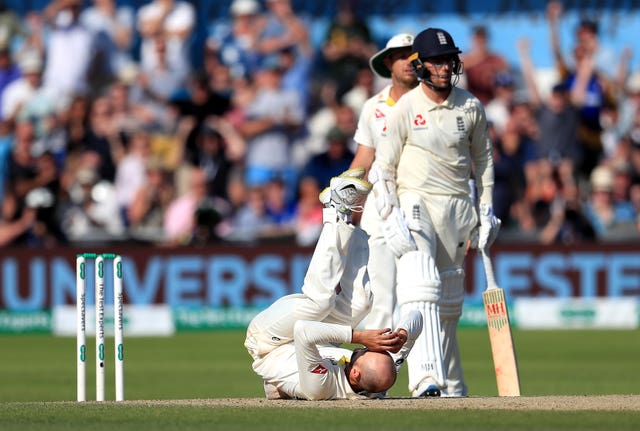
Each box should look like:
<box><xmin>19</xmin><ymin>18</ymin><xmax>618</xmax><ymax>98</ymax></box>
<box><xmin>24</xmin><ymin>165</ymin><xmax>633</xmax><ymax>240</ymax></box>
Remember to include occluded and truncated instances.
<box><xmin>0</xmin><ymin>0</ymin><xmax>639</xmax><ymax>248</ymax></box>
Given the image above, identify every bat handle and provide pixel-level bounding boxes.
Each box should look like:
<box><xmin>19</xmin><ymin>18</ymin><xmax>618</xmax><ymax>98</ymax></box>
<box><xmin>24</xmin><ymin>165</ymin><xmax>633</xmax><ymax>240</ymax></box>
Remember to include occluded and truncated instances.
<box><xmin>480</xmin><ymin>248</ymin><xmax>499</xmax><ymax>291</ymax></box>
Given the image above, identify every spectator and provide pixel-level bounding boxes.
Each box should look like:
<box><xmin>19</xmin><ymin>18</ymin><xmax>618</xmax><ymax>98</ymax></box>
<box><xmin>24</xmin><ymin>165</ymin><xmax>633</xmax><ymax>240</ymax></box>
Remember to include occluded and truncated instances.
<box><xmin>484</xmin><ymin>71</ymin><xmax>516</xmax><ymax>136</ymax></box>
<box><xmin>320</xmin><ymin>0</ymin><xmax>376</xmax><ymax>95</ymax></box>
<box><xmin>257</xmin><ymin>0</ymin><xmax>309</xmax><ymax>58</ymax></box>
<box><xmin>207</xmin><ymin>0</ymin><xmax>263</xmax><ymax>80</ymax></box>
<box><xmin>236</xmin><ymin>56</ymin><xmax>304</xmax><ymax>197</ymax></box>
<box><xmin>610</xmin><ymin>159</ymin><xmax>637</xmax><ymax>221</ymax></box>
<box><xmin>12</xmin><ymin>10</ymin><xmax>44</xmax><ymax>66</ymax></box>
<box><xmin>83</xmin><ymin>95</ymin><xmax>121</xmax><ymax>182</ymax></box>
<box><xmin>42</xmin><ymin>0</ymin><xmax>95</xmax><ymax>99</ymax></box>
<box><xmin>342</xmin><ymin>65</ymin><xmax>375</xmax><ymax>117</ymax></box>
<box><xmin>262</xmin><ymin>176</ymin><xmax>297</xmax><ymax>241</ymax></box>
<box><xmin>0</xmin><ymin>39</ymin><xmax>21</xmax><ymax>118</ymax></box>
<box><xmin>294</xmin><ymin>176</ymin><xmax>323</xmax><ymax>246</ymax></box>
<box><xmin>278</xmin><ymin>43</ymin><xmax>313</xmax><ymax>115</ymax></box>
<box><xmin>547</xmin><ymin>2</ymin><xmax>617</xmax><ymax>79</ymax></box>
<box><xmin>546</xmin><ymin>2</ymin><xmax>617</xmax><ymax>178</ymax></box>
<box><xmin>490</xmin><ymin>121</ymin><xmax>526</xmax><ymax>229</ymax></box>
<box><xmin>583</xmin><ymin>164</ymin><xmax>637</xmax><ymax>240</ymax></box>
<box><xmin>0</xmin><ymin>3</ymin><xmax>25</xmax><ymax>47</ymax></box>
<box><xmin>257</xmin><ymin>0</ymin><xmax>312</xmax><ymax>113</ymax></box>
<box><xmin>461</xmin><ymin>25</ymin><xmax>509</xmax><ymax>105</ymax></box>
<box><xmin>186</xmin><ymin>121</ymin><xmax>238</xmax><ymax>201</ymax></box>
<box><xmin>5</xmin><ymin>120</ymin><xmax>57</xmax><ymax>203</ymax></box>
<box><xmin>172</xmin><ymin>70</ymin><xmax>231</xmax><ymax>161</ymax></box>
<box><xmin>222</xmin><ymin>184</ymin><xmax>273</xmax><ymax>244</ymax></box>
<box><xmin>136</xmin><ymin>33</ymin><xmax>189</xmax><ymax>108</ymax></box>
<box><xmin>617</xmin><ymin>71</ymin><xmax>640</xmax><ymax>141</ymax></box>
<box><xmin>1</xmin><ymin>51</ymin><xmax>44</xmax><ymax>122</ymax></box>
<box><xmin>163</xmin><ymin>166</ymin><xmax>209</xmax><ymax>245</ymax></box>
<box><xmin>107</xmin><ymin>77</ymin><xmax>153</xmax><ymax>136</ymax></box>
<box><xmin>61</xmin><ymin>93</ymin><xmax>91</xmax><ymax>155</ymax></box>
<box><xmin>60</xmin><ymin>164</ymin><xmax>124</xmax><ymax>242</ymax></box>
<box><xmin>203</xmin><ymin>46</ymin><xmax>234</xmax><ymax>97</ymax></box>
<box><xmin>137</xmin><ymin>0</ymin><xmax>195</xmax><ymax>76</ymax></box>
<box><xmin>2</xmin><ymin>119</ymin><xmax>65</xmax><ymax>247</ymax></box>
<box><xmin>127</xmin><ymin>157</ymin><xmax>174</xmax><ymax>242</ymax></box>
<box><xmin>114</xmin><ymin>129</ymin><xmax>152</xmax><ymax>225</ymax></box>
<box><xmin>517</xmin><ymin>38</ymin><xmax>581</xmax><ymax>185</ymax></box>
<box><xmin>537</xmin><ymin>178</ymin><xmax>596</xmax><ymax>245</ymax></box>
<box><xmin>80</xmin><ymin>0</ymin><xmax>135</xmax><ymax>78</ymax></box>
<box><xmin>300</xmin><ymin>126</ymin><xmax>354</xmax><ymax>192</ymax></box>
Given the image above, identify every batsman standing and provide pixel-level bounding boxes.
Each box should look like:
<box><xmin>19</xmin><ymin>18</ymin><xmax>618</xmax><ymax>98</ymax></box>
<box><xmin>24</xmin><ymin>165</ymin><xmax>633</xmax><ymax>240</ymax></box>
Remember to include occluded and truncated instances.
<box><xmin>350</xmin><ymin>33</ymin><xmax>419</xmax><ymax>333</ymax></box>
<box><xmin>370</xmin><ymin>28</ymin><xmax>501</xmax><ymax>397</ymax></box>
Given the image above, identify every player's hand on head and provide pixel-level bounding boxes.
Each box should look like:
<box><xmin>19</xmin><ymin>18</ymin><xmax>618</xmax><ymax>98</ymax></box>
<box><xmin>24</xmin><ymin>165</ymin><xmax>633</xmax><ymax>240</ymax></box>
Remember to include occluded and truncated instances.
<box><xmin>352</xmin><ymin>329</ymin><xmax>400</xmax><ymax>352</ymax></box>
<box><xmin>386</xmin><ymin>329</ymin><xmax>408</xmax><ymax>354</ymax></box>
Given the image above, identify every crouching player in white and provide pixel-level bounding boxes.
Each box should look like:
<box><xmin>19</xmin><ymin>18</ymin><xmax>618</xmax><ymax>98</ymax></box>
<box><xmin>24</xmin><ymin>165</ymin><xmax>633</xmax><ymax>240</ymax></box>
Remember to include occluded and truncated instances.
<box><xmin>245</xmin><ymin>169</ymin><xmax>424</xmax><ymax>400</ymax></box>
<box><xmin>371</xmin><ymin>28</ymin><xmax>500</xmax><ymax>397</ymax></box>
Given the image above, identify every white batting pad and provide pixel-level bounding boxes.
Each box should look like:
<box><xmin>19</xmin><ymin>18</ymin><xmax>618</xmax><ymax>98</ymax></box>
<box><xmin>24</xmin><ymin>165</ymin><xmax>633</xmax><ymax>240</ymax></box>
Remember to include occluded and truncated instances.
<box><xmin>401</xmin><ymin>301</ymin><xmax>446</xmax><ymax>393</ymax></box>
<box><xmin>396</xmin><ymin>251</ymin><xmax>440</xmax><ymax>305</ymax></box>
<box><xmin>439</xmin><ymin>269</ymin><xmax>467</xmax><ymax>396</ymax></box>
<box><xmin>439</xmin><ymin>269</ymin><xmax>465</xmax><ymax>319</ymax></box>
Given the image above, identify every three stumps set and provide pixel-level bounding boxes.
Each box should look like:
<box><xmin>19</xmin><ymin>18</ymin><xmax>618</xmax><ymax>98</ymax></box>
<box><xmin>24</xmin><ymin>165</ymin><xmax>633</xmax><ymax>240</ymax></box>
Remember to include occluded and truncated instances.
<box><xmin>76</xmin><ymin>253</ymin><xmax>124</xmax><ymax>402</ymax></box>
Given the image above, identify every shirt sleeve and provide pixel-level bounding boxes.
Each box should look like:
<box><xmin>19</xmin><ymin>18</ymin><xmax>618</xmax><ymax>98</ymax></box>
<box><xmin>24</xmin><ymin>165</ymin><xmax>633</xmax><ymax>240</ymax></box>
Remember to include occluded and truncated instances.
<box><xmin>469</xmin><ymin>102</ymin><xmax>494</xmax><ymax>205</ymax></box>
<box><xmin>294</xmin><ymin>320</ymin><xmax>352</xmax><ymax>400</ymax></box>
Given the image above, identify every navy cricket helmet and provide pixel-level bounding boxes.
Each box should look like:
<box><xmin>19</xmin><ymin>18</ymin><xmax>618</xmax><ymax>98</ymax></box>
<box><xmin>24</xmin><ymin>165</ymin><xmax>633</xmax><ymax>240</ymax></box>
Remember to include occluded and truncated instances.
<box><xmin>412</xmin><ymin>28</ymin><xmax>462</xmax><ymax>60</ymax></box>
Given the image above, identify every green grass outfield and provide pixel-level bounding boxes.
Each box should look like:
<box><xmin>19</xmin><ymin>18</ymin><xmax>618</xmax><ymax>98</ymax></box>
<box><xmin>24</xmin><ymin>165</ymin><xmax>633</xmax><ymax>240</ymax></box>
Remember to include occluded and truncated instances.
<box><xmin>1</xmin><ymin>329</ymin><xmax>639</xmax><ymax>430</ymax></box>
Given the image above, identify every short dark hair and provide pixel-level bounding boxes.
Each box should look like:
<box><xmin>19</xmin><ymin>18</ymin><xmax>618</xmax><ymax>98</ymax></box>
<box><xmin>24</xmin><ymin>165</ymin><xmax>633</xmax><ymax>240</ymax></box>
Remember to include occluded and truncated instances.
<box><xmin>578</xmin><ymin>18</ymin><xmax>598</xmax><ymax>35</ymax></box>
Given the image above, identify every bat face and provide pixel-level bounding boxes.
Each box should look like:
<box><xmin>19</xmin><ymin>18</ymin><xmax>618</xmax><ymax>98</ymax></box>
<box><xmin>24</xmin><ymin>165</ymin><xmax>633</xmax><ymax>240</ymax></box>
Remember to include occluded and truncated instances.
<box><xmin>483</xmin><ymin>288</ymin><xmax>521</xmax><ymax>396</ymax></box>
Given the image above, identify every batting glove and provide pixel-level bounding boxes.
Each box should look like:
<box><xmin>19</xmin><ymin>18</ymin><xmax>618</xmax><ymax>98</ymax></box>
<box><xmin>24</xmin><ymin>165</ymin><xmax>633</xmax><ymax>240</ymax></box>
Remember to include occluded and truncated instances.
<box><xmin>478</xmin><ymin>203</ymin><xmax>501</xmax><ymax>251</ymax></box>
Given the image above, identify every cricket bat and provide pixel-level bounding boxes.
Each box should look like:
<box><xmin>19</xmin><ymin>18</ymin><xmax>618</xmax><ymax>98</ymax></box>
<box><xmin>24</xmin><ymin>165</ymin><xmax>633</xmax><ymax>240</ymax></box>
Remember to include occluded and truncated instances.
<box><xmin>480</xmin><ymin>249</ymin><xmax>521</xmax><ymax>396</ymax></box>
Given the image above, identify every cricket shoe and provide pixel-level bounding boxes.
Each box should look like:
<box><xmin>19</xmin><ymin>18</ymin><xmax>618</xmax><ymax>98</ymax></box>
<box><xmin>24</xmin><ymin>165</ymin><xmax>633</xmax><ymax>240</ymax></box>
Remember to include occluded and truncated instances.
<box><xmin>418</xmin><ymin>384</ymin><xmax>442</xmax><ymax>397</ymax></box>
<box><xmin>319</xmin><ymin>173</ymin><xmax>372</xmax><ymax>221</ymax></box>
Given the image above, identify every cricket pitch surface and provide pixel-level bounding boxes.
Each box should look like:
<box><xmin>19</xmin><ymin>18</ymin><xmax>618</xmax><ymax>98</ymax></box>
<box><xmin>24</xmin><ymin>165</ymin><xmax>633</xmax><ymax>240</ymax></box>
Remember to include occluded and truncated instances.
<box><xmin>120</xmin><ymin>395</ymin><xmax>640</xmax><ymax>410</ymax></box>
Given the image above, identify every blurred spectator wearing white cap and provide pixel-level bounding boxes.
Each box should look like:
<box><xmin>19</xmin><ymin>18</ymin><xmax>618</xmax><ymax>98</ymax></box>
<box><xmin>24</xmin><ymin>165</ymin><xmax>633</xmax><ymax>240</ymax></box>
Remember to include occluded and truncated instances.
<box><xmin>1</xmin><ymin>51</ymin><xmax>44</xmax><ymax>122</ymax></box>
<box><xmin>137</xmin><ymin>0</ymin><xmax>195</xmax><ymax>78</ymax></box>
<box><xmin>584</xmin><ymin>163</ymin><xmax>638</xmax><ymax>239</ymax></box>
<box><xmin>207</xmin><ymin>0</ymin><xmax>263</xmax><ymax>79</ymax></box>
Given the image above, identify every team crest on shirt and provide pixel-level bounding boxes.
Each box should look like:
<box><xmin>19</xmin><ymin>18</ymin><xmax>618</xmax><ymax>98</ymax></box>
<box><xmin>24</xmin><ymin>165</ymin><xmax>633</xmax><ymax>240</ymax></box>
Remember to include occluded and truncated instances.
<box><xmin>374</xmin><ymin>108</ymin><xmax>385</xmax><ymax>119</ymax></box>
<box><xmin>413</xmin><ymin>114</ymin><xmax>427</xmax><ymax>129</ymax></box>
<box><xmin>311</xmin><ymin>364</ymin><xmax>328</xmax><ymax>374</ymax></box>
